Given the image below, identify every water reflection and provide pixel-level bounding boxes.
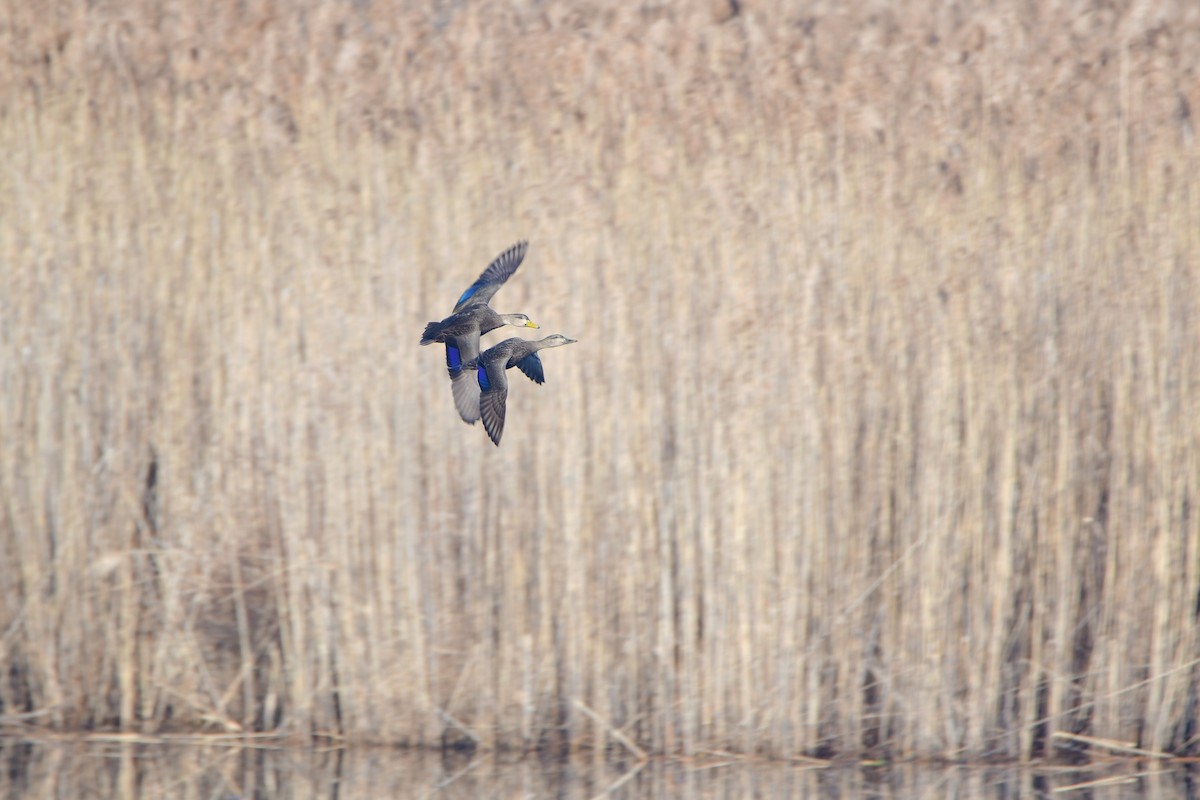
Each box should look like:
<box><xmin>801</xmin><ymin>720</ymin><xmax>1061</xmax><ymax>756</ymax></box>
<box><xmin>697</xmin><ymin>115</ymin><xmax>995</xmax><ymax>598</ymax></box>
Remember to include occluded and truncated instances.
<box><xmin>1</xmin><ymin>738</ymin><xmax>1195</xmax><ymax>798</ymax></box>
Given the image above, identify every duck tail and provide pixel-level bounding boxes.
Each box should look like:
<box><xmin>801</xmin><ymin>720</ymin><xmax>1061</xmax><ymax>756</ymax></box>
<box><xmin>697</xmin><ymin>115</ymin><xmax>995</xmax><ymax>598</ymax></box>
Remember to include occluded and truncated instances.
<box><xmin>419</xmin><ymin>320</ymin><xmax>442</xmax><ymax>345</ymax></box>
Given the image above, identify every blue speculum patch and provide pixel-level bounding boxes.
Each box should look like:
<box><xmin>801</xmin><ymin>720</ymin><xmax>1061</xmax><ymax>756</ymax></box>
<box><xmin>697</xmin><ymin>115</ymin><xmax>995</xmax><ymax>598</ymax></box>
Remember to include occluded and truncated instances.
<box><xmin>446</xmin><ymin>344</ymin><xmax>462</xmax><ymax>370</ymax></box>
<box><xmin>456</xmin><ymin>284</ymin><xmax>480</xmax><ymax>307</ymax></box>
<box><xmin>477</xmin><ymin>364</ymin><xmax>491</xmax><ymax>390</ymax></box>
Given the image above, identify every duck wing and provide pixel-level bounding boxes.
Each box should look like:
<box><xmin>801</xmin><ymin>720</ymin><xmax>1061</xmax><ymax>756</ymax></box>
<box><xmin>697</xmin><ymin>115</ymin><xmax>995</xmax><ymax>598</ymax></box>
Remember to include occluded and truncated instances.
<box><xmin>453</xmin><ymin>241</ymin><xmax>529</xmax><ymax>313</ymax></box>
<box><xmin>446</xmin><ymin>335</ymin><xmax>483</xmax><ymax>423</ymax></box>
<box><xmin>477</xmin><ymin>362</ymin><xmax>510</xmax><ymax>446</ymax></box>
<box><xmin>515</xmin><ymin>352</ymin><xmax>545</xmax><ymax>385</ymax></box>
<box><xmin>451</xmin><ymin>368</ymin><xmax>482</xmax><ymax>424</ymax></box>
<box><xmin>444</xmin><ymin>334</ymin><xmax>481</xmax><ymax>379</ymax></box>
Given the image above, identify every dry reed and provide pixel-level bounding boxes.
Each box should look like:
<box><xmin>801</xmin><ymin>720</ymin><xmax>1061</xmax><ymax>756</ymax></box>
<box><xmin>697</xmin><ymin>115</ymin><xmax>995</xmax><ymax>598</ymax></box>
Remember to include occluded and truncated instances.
<box><xmin>1</xmin><ymin>0</ymin><xmax>1199</xmax><ymax>761</ymax></box>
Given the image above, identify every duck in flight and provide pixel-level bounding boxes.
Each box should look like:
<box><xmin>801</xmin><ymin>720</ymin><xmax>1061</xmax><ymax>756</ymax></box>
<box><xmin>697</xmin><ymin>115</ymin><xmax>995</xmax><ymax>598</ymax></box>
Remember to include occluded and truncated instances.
<box><xmin>420</xmin><ymin>241</ymin><xmax>539</xmax><ymax>423</ymax></box>
<box><xmin>461</xmin><ymin>334</ymin><xmax>578</xmax><ymax>446</ymax></box>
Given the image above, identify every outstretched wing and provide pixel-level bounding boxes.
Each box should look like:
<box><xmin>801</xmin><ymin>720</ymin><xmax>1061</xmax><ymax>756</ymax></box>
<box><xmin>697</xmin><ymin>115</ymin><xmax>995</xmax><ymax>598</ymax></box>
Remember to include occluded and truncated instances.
<box><xmin>451</xmin><ymin>368</ymin><xmax>482</xmax><ymax>424</ymax></box>
<box><xmin>477</xmin><ymin>359</ymin><xmax>510</xmax><ymax>445</ymax></box>
<box><xmin>444</xmin><ymin>335</ymin><xmax>481</xmax><ymax>380</ymax></box>
<box><xmin>515</xmin><ymin>352</ymin><xmax>545</xmax><ymax>385</ymax></box>
<box><xmin>453</xmin><ymin>241</ymin><xmax>529</xmax><ymax>312</ymax></box>
<box><xmin>479</xmin><ymin>385</ymin><xmax>509</xmax><ymax>446</ymax></box>
<box><xmin>446</xmin><ymin>335</ymin><xmax>483</xmax><ymax>423</ymax></box>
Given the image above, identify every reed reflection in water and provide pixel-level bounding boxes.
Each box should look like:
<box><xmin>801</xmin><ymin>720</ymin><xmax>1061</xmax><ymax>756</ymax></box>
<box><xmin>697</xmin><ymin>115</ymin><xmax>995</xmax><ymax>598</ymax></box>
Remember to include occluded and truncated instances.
<box><xmin>0</xmin><ymin>739</ymin><xmax>1195</xmax><ymax>799</ymax></box>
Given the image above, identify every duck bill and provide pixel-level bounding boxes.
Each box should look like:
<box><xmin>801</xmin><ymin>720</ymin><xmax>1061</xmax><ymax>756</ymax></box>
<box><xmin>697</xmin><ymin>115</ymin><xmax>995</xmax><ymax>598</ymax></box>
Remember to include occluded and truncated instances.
<box><xmin>525</xmin><ymin>320</ymin><xmax>541</xmax><ymax>329</ymax></box>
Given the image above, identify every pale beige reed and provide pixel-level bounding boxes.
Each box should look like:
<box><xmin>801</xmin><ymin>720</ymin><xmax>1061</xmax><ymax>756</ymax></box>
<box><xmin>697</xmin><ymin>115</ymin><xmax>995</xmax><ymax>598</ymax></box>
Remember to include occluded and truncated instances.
<box><xmin>1</xmin><ymin>1</ymin><xmax>1198</xmax><ymax>760</ymax></box>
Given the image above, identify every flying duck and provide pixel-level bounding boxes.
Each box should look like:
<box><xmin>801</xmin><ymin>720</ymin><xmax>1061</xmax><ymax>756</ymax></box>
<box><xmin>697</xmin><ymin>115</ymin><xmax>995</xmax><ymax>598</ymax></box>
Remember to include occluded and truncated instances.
<box><xmin>420</xmin><ymin>241</ymin><xmax>539</xmax><ymax>423</ymax></box>
<box><xmin>461</xmin><ymin>334</ymin><xmax>578</xmax><ymax>446</ymax></box>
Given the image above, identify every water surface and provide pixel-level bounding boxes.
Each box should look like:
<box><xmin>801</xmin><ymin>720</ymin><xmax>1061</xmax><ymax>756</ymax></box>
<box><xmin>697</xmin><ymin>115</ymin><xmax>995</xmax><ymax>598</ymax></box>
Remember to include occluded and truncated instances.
<box><xmin>1</xmin><ymin>738</ymin><xmax>1194</xmax><ymax>798</ymax></box>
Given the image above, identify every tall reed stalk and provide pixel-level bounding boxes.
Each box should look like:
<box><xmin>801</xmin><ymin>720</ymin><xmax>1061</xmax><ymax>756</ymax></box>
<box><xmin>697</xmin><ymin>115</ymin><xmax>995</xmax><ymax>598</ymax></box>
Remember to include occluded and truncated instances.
<box><xmin>1</xmin><ymin>1</ymin><xmax>1198</xmax><ymax>760</ymax></box>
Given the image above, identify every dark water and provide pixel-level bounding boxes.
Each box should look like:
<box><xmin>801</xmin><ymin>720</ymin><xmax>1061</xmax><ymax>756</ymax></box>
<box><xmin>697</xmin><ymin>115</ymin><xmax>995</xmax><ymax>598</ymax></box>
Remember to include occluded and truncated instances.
<box><xmin>1</xmin><ymin>738</ymin><xmax>1196</xmax><ymax>798</ymax></box>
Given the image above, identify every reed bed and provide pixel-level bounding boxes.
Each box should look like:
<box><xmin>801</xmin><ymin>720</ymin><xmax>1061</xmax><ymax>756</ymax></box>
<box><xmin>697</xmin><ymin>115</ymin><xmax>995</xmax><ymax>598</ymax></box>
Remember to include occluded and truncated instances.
<box><xmin>1</xmin><ymin>0</ymin><xmax>1199</xmax><ymax>761</ymax></box>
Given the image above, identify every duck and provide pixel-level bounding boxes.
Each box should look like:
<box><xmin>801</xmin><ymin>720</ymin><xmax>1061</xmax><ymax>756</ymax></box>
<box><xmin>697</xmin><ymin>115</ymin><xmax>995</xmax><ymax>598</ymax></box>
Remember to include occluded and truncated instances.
<box><xmin>460</xmin><ymin>334</ymin><xmax>578</xmax><ymax>446</ymax></box>
<box><xmin>420</xmin><ymin>241</ymin><xmax>540</xmax><ymax>423</ymax></box>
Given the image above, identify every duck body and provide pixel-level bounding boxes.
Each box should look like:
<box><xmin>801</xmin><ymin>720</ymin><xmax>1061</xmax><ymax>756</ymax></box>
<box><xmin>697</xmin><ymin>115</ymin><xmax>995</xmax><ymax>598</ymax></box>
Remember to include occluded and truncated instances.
<box><xmin>419</xmin><ymin>241</ymin><xmax>538</xmax><ymax>423</ymax></box>
<box><xmin>420</xmin><ymin>304</ymin><xmax>529</xmax><ymax>366</ymax></box>
<box><xmin>464</xmin><ymin>334</ymin><xmax>577</xmax><ymax>446</ymax></box>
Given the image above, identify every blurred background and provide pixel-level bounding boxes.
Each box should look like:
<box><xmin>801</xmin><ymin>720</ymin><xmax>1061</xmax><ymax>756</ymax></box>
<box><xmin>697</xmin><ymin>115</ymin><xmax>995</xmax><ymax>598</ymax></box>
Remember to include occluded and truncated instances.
<box><xmin>1</xmin><ymin>0</ymin><xmax>1198</xmax><ymax>761</ymax></box>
